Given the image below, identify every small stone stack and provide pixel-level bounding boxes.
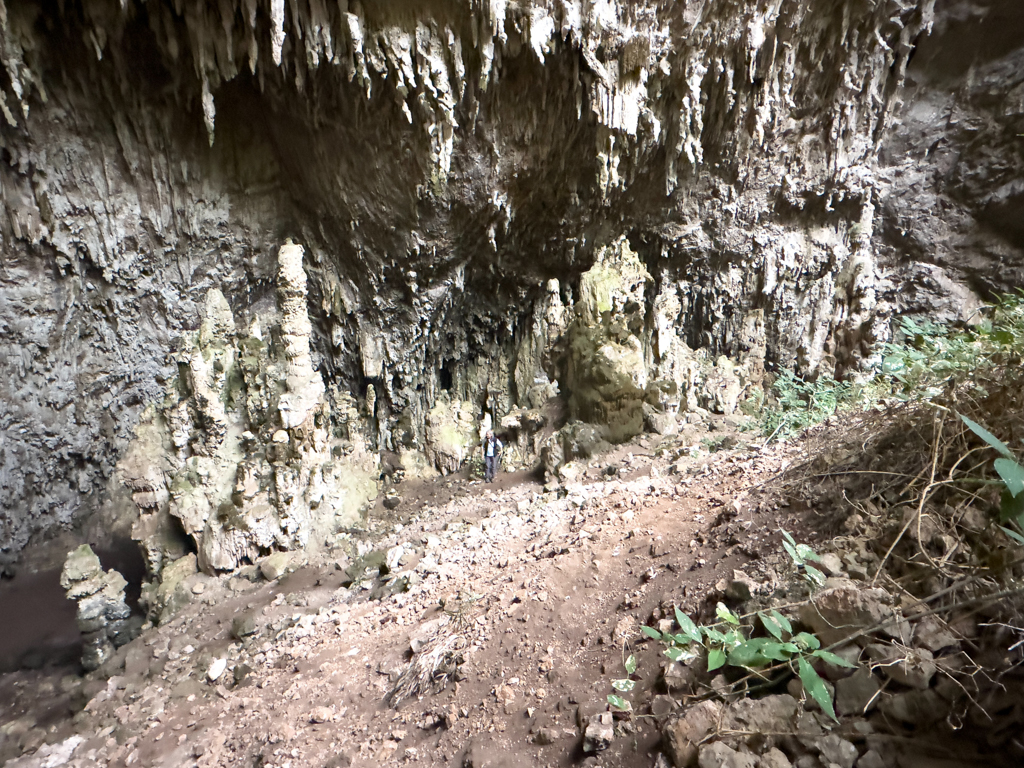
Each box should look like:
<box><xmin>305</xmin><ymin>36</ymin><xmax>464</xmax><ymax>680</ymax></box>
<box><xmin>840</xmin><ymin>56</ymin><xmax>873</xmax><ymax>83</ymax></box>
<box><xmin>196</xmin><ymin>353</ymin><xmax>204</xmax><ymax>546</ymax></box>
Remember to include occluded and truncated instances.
<box><xmin>60</xmin><ymin>545</ymin><xmax>136</xmax><ymax>671</ymax></box>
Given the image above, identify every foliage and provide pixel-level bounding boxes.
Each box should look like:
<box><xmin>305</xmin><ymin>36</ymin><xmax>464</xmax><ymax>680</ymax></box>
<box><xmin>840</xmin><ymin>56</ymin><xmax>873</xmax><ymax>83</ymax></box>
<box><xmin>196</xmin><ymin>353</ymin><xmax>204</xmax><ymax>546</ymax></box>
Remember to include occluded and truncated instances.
<box><xmin>756</xmin><ymin>292</ymin><xmax>1024</xmax><ymax>440</ymax></box>
<box><xmin>603</xmin><ymin>532</ymin><xmax>850</xmax><ymax>716</ymax></box>
<box><xmin>960</xmin><ymin>415</ymin><xmax>1024</xmax><ymax>540</ymax></box>
<box><xmin>636</xmin><ymin>599</ymin><xmax>852</xmax><ymax>721</ymax></box>
<box><xmin>781</xmin><ymin>529</ymin><xmax>826</xmax><ymax>587</ymax></box>
<box><xmin>881</xmin><ymin>293</ymin><xmax>1024</xmax><ymax>398</ymax></box>
<box><xmin>759</xmin><ymin>369</ymin><xmax>861</xmax><ymax>440</ymax></box>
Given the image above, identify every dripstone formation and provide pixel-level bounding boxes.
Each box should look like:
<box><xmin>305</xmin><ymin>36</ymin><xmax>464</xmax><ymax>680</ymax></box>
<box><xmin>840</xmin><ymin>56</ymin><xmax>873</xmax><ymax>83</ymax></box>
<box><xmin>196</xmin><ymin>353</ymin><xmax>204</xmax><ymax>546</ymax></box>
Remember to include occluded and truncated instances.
<box><xmin>118</xmin><ymin>242</ymin><xmax>379</xmax><ymax>577</ymax></box>
<box><xmin>1</xmin><ymin>0</ymin><xmax>1023</xmax><ymax>561</ymax></box>
<box><xmin>60</xmin><ymin>545</ymin><xmax>139</xmax><ymax>671</ymax></box>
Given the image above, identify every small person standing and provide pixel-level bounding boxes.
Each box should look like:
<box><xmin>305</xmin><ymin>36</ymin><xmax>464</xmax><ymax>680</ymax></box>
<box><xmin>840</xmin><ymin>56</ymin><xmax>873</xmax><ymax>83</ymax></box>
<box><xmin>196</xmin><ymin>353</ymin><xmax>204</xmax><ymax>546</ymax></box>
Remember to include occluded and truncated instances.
<box><xmin>483</xmin><ymin>430</ymin><xmax>503</xmax><ymax>483</ymax></box>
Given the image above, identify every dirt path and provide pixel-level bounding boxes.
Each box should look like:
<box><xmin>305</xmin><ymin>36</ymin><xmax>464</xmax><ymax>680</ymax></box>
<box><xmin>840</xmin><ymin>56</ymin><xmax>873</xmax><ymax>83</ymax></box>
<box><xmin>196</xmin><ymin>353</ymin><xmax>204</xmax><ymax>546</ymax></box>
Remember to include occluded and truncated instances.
<box><xmin>0</xmin><ymin>420</ymin><xmax>812</xmax><ymax>768</ymax></box>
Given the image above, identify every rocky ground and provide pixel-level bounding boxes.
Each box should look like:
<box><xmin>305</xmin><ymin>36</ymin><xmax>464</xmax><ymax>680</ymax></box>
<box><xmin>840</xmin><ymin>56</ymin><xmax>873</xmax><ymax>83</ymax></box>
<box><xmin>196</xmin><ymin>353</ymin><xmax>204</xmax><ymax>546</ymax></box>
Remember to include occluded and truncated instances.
<box><xmin>0</xmin><ymin>411</ymin><xmax>1019</xmax><ymax>768</ymax></box>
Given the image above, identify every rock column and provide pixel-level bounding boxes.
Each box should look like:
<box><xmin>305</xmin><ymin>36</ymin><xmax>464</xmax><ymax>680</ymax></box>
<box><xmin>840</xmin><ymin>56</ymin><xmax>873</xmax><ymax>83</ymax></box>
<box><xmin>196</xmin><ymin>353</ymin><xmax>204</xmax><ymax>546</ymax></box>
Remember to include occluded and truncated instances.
<box><xmin>60</xmin><ymin>545</ymin><xmax>137</xmax><ymax>671</ymax></box>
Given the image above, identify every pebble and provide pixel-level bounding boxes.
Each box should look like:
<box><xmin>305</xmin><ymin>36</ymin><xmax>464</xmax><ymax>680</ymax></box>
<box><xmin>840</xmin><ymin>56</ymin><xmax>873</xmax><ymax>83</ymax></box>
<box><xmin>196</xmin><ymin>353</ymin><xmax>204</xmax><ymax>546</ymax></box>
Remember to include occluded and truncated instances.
<box><xmin>207</xmin><ymin>658</ymin><xmax>227</xmax><ymax>682</ymax></box>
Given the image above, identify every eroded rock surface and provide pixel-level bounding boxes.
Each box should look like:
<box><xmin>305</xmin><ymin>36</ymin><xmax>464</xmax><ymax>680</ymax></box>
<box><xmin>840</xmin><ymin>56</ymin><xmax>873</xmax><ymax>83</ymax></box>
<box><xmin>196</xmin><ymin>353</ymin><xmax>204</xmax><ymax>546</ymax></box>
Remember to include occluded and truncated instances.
<box><xmin>118</xmin><ymin>242</ymin><xmax>379</xmax><ymax>576</ymax></box>
<box><xmin>1</xmin><ymin>0</ymin><xmax>1022</xmax><ymax>556</ymax></box>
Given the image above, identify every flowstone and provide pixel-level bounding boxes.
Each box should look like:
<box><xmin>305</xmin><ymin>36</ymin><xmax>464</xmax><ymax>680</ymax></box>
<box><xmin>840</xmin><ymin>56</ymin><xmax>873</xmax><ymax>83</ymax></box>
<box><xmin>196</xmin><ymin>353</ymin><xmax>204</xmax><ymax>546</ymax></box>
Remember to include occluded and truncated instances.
<box><xmin>565</xmin><ymin>238</ymin><xmax>652</xmax><ymax>444</ymax></box>
<box><xmin>119</xmin><ymin>241</ymin><xmax>379</xmax><ymax>587</ymax></box>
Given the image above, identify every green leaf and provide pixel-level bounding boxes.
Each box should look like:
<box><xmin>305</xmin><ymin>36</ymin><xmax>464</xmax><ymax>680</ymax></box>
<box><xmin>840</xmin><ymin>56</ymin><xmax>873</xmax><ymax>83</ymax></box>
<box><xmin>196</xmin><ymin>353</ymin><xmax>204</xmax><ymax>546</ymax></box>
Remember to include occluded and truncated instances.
<box><xmin>664</xmin><ymin>645</ymin><xmax>699</xmax><ymax>663</ymax></box>
<box><xmin>999</xmin><ymin>525</ymin><xmax>1024</xmax><ymax>546</ymax></box>
<box><xmin>707</xmin><ymin>649</ymin><xmax>726</xmax><ymax>671</ymax></box>
<box><xmin>674</xmin><ymin>607</ymin><xmax>701</xmax><ymax>642</ymax></box>
<box><xmin>607</xmin><ymin>694</ymin><xmax>632</xmax><ymax>711</ymax></box>
<box><xmin>759</xmin><ymin>611</ymin><xmax>784</xmax><ymax>640</ymax></box>
<box><xmin>722</xmin><ymin>630</ymin><xmax>744</xmax><ymax>650</ymax></box>
<box><xmin>792</xmin><ymin>632</ymin><xmax>821</xmax><ymax>651</ymax></box>
<box><xmin>882</xmin><ymin>355</ymin><xmax>905</xmax><ymax>373</ymax></box>
<box><xmin>961</xmin><ymin>415</ymin><xmax>1014</xmax><ymax>458</ymax></box>
<box><xmin>611</xmin><ymin>678</ymin><xmax>636</xmax><ymax>692</ymax></box>
<box><xmin>728</xmin><ymin>639</ymin><xmax>772</xmax><ymax>668</ymax></box>
<box><xmin>641</xmin><ymin>626</ymin><xmax>662</xmax><ymax>641</ymax></box>
<box><xmin>798</xmin><ymin>657</ymin><xmax>837</xmax><ymax>722</ymax></box>
<box><xmin>624</xmin><ymin>654</ymin><xmax>637</xmax><ymax>675</ymax></box>
<box><xmin>702</xmin><ymin>627</ymin><xmax>726</xmax><ymax>645</ymax></box>
<box><xmin>803</xmin><ymin>565</ymin><xmax>826</xmax><ymax>587</ymax></box>
<box><xmin>771</xmin><ymin>610</ymin><xmax>793</xmax><ymax>635</ymax></box>
<box><xmin>781</xmin><ymin>529</ymin><xmax>797</xmax><ymax>547</ymax></box>
<box><xmin>795</xmin><ymin>544</ymin><xmax>823</xmax><ymax>563</ymax></box>
<box><xmin>716</xmin><ymin>602</ymin><xmax>740</xmax><ymax>626</ymax></box>
<box><xmin>812</xmin><ymin>650</ymin><xmax>856</xmax><ymax>669</ymax></box>
<box><xmin>999</xmin><ymin>490</ymin><xmax>1024</xmax><ymax>523</ymax></box>
<box><xmin>994</xmin><ymin>458</ymin><xmax>1024</xmax><ymax>497</ymax></box>
<box><xmin>782</xmin><ymin>540</ymin><xmax>800</xmax><ymax>564</ymax></box>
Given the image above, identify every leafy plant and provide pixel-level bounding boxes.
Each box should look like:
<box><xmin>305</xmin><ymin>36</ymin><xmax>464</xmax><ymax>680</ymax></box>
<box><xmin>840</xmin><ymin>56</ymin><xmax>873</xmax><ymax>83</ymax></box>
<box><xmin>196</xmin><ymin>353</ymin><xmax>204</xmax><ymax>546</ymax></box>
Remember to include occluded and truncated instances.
<box><xmin>755</xmin><ymin>293</ymin><xmax>1024</xmax><ymax>441</ymax></box>
<box><xmin>781</xmin><ymin>529</ymin><xmax>826</xmax><ymax>587</ymax></box>
<box><xmin>760</xmin><ymin>369</ymin><xmax>860</xmax><ymax>440</ymax></box>
<box><xmin>607</xmin><ymin>652</ymin><xmax>639</xmax><ymax>711</ymax></box>
<box><xmin>960</xmin><ymin>415</ymin><xmax>1024</xmax><ymax>537</ymax></box>
<box><xmin>641</xmin><ymin>599</ymin><xmax>853</xmax><ymax>720</ymax></box>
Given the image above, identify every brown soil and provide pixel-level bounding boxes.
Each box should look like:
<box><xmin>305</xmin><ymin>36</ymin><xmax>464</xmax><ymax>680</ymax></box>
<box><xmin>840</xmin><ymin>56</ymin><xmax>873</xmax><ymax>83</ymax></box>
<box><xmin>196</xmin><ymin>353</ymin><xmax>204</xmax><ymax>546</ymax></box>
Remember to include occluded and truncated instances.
<box><xmin>0</xmin><ymin>413</ymin><xmax>1007</xmax><ymax>768</ymax></box>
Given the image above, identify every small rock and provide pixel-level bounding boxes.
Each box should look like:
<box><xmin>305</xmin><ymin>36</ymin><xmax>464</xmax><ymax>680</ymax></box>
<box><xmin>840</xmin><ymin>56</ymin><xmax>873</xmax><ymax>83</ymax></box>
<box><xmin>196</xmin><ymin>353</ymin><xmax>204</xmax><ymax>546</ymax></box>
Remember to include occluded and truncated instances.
<box><xmin>697</xmin><ymin>742</ymin><xmax>757</xmax><ymax>768</ymax></box>
<box><xmin>272</xmin><ymin>430</ymin><xmax>289</xmax><ymax>443</ymax></box>
<box><xmin>663</xmin><ymin>662</ymin><xmax>696</xmax><ymax>693</ymax></box>
<box><xmin>865</xmin><ymin>644</ymin><xmax>935</xmax><ymax>689</ymax></box>
<box><xmin>232</xmin><ymin>614</ymin><xmax>259</xmax><ymax>639</ymax></box>
<box><xmin>665</xmin><ymin>700</ymin><xmax>723</xmax><ymax>767</ymax></box>
<box><xmin>383</xmin><ymin>494</ymin><xmax>402</xmax><ymax>510</ymax></box>
<box><xmin>191</xmin><ymin>582</ymin><xmax>206</xmax><ymax>595</ymax></box>
<box><xmin>583</xmin><ymin>713</ymin><xmax>614</xmax><ymax>753</ymax></box>
<box><xmin>816</xmin><ymin>734</ymin><xmax>857</xmax><ymax>768</ymax></box>
<box><xmin>233</xmin><ymin>663</ymin><xmax>253</xmax><ymax>685</ymax></box>
<box><xmin>878</xmin><ymin>689</ymin><xmax>944</xmax><ymax>726</ymax></box>
<box><xmin>534</xmin><ymin>727</ymin><xmax>560</xmax><ymax>745</ymax></box>
<box><xmin>912</xmin><ymin>616</ymin><xmax>958</xmax><ymax>653</ymax></box>
<box><xmin>835</xmin><ymin>669</ymin><xmax>881</xmax><ymax>716</ymax></box>
<box><xmin>725</xmin><ymin>570</ymin><xmax>757</xmax><ymax>602</ymax></box>
<box><xmin>207</xmin><ymin>658</ymin><xmax>227</xmax><ymax>682</ymax></box>
<box><xmin>310</xmin><ymin>706</ymin><xmax>332</xmax><ymax>724</ymax></box>
<box><xmin>819</xmin><ymin>553</ymin><xmax>846</xmax><ymax>578</ymax></box>
<box><xmin>855</xmin><ymin>750</ymin><xmax>887</xmax><ymax>768</ymax></box>
<box><xmin>799</xmin><ymin>582</ymin><xmax>909</xmax><ymax>646</ymax></box>
<box><xmin>650</xmin><ymin>694</ymin><xmax>679</xmax><ymax>718</ymax></box>
<box><xmin>759</xmin><ymin>748</ymin><xmax>792</xmax><ymax>768</ymax></box>
<box><xmin>260</xmin><ymin>552</ymin><xmax>298</xmax><ymax>581</ymax></box>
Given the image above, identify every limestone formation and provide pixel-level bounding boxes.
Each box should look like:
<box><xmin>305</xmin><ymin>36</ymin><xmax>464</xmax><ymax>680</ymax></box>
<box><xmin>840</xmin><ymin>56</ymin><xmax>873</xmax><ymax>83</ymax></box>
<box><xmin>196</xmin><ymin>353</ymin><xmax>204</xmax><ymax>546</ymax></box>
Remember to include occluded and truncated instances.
<box><xmin>1</xmin><ymin>0</ymin><xmax>1023</xmax><ymax>557</ymax></box>
<box><xmin>118</xmin><ymin>242</ymin><xmax>379</xmax><ymax>583</ymax></box>
<box><xmin>60</xmin><ymin>545</ymin><xmax>138</xmax><ymax>671</ymax></box>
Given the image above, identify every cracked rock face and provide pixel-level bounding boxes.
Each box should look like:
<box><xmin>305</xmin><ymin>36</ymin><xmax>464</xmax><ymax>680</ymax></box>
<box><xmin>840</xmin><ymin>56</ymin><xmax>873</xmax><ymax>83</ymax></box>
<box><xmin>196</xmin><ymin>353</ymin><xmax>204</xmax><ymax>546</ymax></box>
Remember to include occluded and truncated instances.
<box><xmin>1</xmin><ymin>0</ymin><xmax>1022</xmax><ymax>558</ymax></box>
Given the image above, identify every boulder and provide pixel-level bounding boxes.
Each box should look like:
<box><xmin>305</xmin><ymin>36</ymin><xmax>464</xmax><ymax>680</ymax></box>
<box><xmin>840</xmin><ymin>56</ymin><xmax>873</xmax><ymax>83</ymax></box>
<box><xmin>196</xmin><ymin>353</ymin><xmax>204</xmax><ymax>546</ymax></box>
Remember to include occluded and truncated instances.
<box><xmin>260</xmin><ymin>552</ymin><xmax>299</xmax><ymax>581</ymax></box>
<box><xmin>799</xmin><ymin>582</ymin><xmax>909</xmax><ymax>646</ymax></box>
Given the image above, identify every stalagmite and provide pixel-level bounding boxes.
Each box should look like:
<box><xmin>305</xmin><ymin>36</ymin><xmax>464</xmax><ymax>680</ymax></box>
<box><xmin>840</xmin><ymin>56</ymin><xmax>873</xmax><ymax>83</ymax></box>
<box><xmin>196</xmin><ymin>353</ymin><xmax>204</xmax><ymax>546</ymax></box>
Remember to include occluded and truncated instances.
<box><xmin>60</xmin><ymin>545</ymin><xmax>138</xmax><ymax>671</ymax></box>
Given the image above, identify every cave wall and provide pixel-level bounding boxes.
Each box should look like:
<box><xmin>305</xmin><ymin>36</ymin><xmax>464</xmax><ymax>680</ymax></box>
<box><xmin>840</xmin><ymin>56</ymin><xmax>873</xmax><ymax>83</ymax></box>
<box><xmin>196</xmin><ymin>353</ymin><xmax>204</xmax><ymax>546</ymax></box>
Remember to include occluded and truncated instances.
<box><xmin>1</xmin><ymin>0</ymin><xmax>1022</xmax><ymax>559</ymax></box>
